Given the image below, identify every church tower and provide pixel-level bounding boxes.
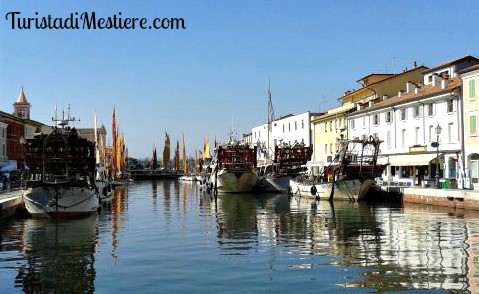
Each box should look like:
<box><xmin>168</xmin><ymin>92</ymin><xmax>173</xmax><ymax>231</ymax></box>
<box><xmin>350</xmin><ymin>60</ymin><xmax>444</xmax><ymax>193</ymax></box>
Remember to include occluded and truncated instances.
<box><xmin>13</xmin><ymin>87</ymin><xmax>31</xmax><ymax>119</ymax></box>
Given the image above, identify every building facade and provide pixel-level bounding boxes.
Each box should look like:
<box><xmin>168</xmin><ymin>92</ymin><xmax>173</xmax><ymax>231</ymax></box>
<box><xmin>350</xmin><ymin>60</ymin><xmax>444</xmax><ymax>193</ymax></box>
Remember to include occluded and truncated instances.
<box><xmin>252</xmin><ymin>112</ymin><xmax>320</xmax><ymax>164</ymax></box>
<box><xmin>348</xmin><ymin>56</ymin><xmax>479</xmax><ymax>188</ymax></box>
<box><xmin>0</xmin><ymin>120</ymin><xmax>7</xmax><ymax>162</ymax></box>
<box><xmin>459</xmin><ymin>63</ymin><xmax>479</xmax><ymax>189</ymax></box>
<box><xmin>312</xmin><ymin>65</ymin><xmax>427</xmax><ymax>167</ymax></box>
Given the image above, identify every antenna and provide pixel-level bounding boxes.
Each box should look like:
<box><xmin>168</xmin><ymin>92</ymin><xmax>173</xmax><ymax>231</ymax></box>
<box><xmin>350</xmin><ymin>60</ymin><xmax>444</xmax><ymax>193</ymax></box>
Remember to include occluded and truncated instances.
<box><xmin>53</xmin><ymin>104</ymin><xmax>80</xmax><ymax>128</ymax></box>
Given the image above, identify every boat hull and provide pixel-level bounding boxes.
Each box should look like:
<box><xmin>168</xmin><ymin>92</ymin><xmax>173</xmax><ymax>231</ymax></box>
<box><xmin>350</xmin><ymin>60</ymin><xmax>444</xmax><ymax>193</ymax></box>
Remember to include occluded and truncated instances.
<box><xmin>23</xmin><ymin>186</ymin><xmax>100</xmax><ymax>218</ymax></box>
<box><xmin>256</xmin><ymin>175</ymin><xmax>291</xmax><ymax>193</ymax></box>
<box><xmin>289</xmin><ymin>179</ymin><xmax>372</xmax><ymax>201</ymax></box>
<box><xmin>209</xmin><ymin>169</ymin><xmax>258</xmax><ymax>193</ymax></box>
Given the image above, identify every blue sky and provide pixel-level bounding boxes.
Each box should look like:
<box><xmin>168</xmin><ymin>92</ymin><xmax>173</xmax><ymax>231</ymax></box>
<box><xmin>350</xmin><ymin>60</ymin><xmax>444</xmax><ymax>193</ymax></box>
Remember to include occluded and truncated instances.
<box><xmin>1</xmin><ymin>0</ymin><xmax>478</xmax><ymax>159</ymax></box>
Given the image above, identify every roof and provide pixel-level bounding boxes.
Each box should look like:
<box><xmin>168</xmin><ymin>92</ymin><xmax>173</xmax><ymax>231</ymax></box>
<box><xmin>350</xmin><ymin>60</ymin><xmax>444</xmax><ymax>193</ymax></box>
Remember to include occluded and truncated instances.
<box><xmin>312</xmin><ymin>106</ymin><xmax>353</xmax><ymax>123</ymax></box>
<box><xmin>338</xmin><ymin>65</ymin><xmax>429</xmax><ymax>101</ymax></box>
<box><xmin>457</xmin><ymin>63</ymin><xmax>479</xmax><ymax>75</ymax></box>
<box><xmin>351</xmin><ymin>77</ymin><xmax>461</xmax><ymax>116</ymax></box>
<box><xmin>15</xmin><ymin>88</ymin><xmax>29</xmax><ymax>104</ymax></box>
<box><xmin>423</xmin><ymin>55</ymin><xmax>479</xmax><ymax>74</ymax></box>
<box><xmin>356</xmin><ymin>74</ymin><xmax>394</xmax><ymax>86</ymax></box>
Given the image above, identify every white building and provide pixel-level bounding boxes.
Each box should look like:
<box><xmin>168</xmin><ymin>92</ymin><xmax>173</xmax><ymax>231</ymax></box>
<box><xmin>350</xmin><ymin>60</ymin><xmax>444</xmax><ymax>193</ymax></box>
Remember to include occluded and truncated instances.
<box><xmin>459</xmin><ymin>63</ymin><xmax>479</xmax><ymax>189</ymax></box>
<box><xmin>348</xmin><ymin>56</ymin><xmax>479</xmax><ymax>188</ymax></box>
<box><xmin>251</xmin><ymin>112</ymin><xmax>321</xmax><ymax>163</ymax></box>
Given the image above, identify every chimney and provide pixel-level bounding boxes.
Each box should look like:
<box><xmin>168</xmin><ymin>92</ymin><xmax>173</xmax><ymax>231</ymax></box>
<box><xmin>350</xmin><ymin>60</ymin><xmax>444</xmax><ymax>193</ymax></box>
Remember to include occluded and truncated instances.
<box><xmin>414</xmin><ymin>85</ymin><xmax>421</xmax><ymax>94</ymax></box>
<box><xmin>413</xmin><ymin>60</ymin><xmax>417</xmax><ymax>68</ymax></box>
<box><xmin>382</xmin><ymin>95</ymin><xmax>388</xmax><ymax>101</ymax></box>
<box><xmin>441</xmin><ymin>78</ymin><xmax>449</xmax><ymax>89</ymax></box>
<box><xmin>398</xmin><ymin>90</ymin><xmax>403</xmax><ymax>98</ymax></box>
<box><xmin>344</xmin><ymin>90</ymin><xmax>351</xmax><ymax>96</ymax></box>
<box><xmin>368</xmin><ymin>100</ymin><xmax>374</xmax><ymax>108</ymax></box>
<box><xmin>406</xmin><ymin>81</ymin><xmax>415</xmax><ymax>93</ymax></box>
<box><xmin>432</xmin><ymin>73</ymin><xmax>440</xmax><ymax>87</ymax></box>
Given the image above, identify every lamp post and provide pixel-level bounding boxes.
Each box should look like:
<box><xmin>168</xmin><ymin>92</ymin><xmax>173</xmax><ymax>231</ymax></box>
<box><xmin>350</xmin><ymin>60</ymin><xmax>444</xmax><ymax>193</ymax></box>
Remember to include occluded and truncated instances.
<box><xmin>435</xmin><ymin>124</ymin><xmax>442</xmax><ymax>189</ymax></box>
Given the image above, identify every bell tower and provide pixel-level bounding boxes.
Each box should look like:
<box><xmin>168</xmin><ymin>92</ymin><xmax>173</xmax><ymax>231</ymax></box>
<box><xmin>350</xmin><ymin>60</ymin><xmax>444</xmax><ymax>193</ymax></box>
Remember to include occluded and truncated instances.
<box><xmin>13</xmin><ymin>87</ymin><xmax>31</xmax><ymax>119</ymax></box>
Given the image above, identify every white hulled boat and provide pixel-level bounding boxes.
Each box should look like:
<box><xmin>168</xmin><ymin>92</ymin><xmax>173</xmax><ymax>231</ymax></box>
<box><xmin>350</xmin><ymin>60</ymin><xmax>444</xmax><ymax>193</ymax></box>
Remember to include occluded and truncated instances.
<box><xmin>22</xmin><ymin>110</ymin><xmax>101</xmax><ymax>217</ymax></box>
<box><xmin>209</xmin><ymin>141</ymin><xmax>258</xmax><ymax>193</ymax></box>
<box><xmin>289</xmin><ymin>136</ymin><xmax>387</xmax><ymax>201</ymax></box>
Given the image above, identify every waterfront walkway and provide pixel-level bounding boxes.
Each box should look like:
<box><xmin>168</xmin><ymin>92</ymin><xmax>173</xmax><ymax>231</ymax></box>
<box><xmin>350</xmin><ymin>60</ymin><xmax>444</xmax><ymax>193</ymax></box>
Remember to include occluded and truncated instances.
<box><xmin>0</xmin><ymin>189</ymin><xmax>22</xmax><ymax>222</ymax></box>
<box><xmin>381</xmin><ymin>185</ymin><xmax>479</xmax><ymax>210</ymax></box>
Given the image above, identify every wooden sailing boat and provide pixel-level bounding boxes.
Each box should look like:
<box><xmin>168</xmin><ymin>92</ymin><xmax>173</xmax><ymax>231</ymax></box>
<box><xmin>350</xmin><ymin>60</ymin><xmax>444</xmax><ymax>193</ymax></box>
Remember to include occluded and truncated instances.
<box><xmin>256</xmin><ymin>80</ymin><xmax>292</xmax><ymax>193</ymax></box>
<box><xmin>174</xmin><ymin>140</ymin><xmax>180</xmax><ymax>171</ymax></box>
<box><xmin>208</xmin><ymin>133</ymin><xmax>258</xmax><ymax>193</ymax></box>
<box><xmin>162</xmin><ymin>132</ymin><xmax>171</xmax><ymax>169</ymax></box>
<box><xmin>151</xmin><ymin>147</ymin><xmax>158</xmax><ymax>170</ymax></box>
<box><xmin>179</xmin><ymin>134</ymin><xmax>195</xmax><ymax>181</ymax></box>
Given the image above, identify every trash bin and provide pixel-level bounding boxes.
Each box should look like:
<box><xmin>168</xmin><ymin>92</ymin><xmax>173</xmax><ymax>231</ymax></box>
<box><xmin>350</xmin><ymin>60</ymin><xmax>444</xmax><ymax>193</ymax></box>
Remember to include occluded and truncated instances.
<box><xmin>442</xmin><ymin>179</ymin><xmax>450</xmax><ymax>189</ymax></box>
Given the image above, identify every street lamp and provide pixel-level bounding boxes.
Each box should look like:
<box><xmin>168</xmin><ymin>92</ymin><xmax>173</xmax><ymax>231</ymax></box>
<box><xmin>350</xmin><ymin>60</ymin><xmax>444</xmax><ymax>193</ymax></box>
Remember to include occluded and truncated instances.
<box><xmin>435</xmin><ymin>124</ymin><xmax>442</xmax><ymax>189</ymax></box>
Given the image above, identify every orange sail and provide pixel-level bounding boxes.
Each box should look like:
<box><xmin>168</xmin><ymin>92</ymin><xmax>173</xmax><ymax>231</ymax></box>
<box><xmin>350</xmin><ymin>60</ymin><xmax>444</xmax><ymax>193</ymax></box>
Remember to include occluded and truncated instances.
<box><xmin>112</xmin><ymin>106</ymin><xmax>117</xmax><ymax>176</ymax></box>
<box><xmin>182</xmin><ymin>133</ymin><xmax>187</xmax><ymax>174</ymax></box>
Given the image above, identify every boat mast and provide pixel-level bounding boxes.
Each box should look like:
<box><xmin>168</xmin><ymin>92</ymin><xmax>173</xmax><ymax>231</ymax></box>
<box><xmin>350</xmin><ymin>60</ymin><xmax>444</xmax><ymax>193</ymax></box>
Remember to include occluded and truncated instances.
<box><xmin>267</xmin><ymin>78</ymin><xmax>275</xmax><ymax>162</ymax></box>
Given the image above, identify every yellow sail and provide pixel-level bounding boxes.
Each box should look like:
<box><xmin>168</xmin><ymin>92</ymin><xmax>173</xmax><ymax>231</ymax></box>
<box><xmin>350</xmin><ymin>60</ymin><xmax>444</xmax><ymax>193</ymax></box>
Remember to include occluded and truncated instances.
<box><xmin>182</xmin><ymin>133</ymin><xmax>187</xmax><ymax>174</ymax></box>
<box><xmin>203</xmin><ymin>135</ymin><xmax>210</xmax><ymax>160</ymax></box>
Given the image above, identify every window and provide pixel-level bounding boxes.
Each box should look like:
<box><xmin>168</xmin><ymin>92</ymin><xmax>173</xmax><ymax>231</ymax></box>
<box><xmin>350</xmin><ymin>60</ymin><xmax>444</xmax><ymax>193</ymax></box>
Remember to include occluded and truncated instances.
<box><xmin>413</xmin><ymin>105</ymin><xmax>420</xmax><ymax>118</ymax></box>
<box><xmin>324</xmin><ymin>123</ymin><xmax>327</xmax><ymax>133</ymax></box>
<box><xmin>373</xmin><ymin>133</ymin><xmax>378</xmax><ymax>139</ymax></box>
<box><xmin>362</xmin><ymin>117</ymin><xmax>366</xmax><ymax>128</ymax></box>
<box><xmin>471</xmin><ymin>154</ymin><xmax>479</xmax><ymax>184</ymax></box>
<box><xmin>448</xmin><ymin>122</ymin><xmax>453</xmax><ymax>142</ymax></box>
<box><xmin>415</xmin><ymin>127</ymin><xmax>420</xmax><ymax>145</ymax></box>
<box><xmin>429</xmin><ymin>125</ymin><xmax>434</xmax><ymax>143</ymax></box>
<box><xmin>330</xmin><ymin>143</ymin><xmax>333</xmax><ymax>153</ymax></box>
<box><xmin>295</xmin><ymin>121</ymin><xmax>297</xmax><ymax>130</ymax></box>
<box><xmin>427</xmin><ymin>103</ymin><xmax>434</xmax><ymax>116</ymax></box>
<box><xmin>325</xmin><ymin>144</ymin><xmax>328</xmax><ymax>154</ymax></box>
<box><xmin>350</xmin><ymin>119</ymin><xmax>355</xmax><ymax>129</ymax></box>
<box><xmin>470</xmin><ymin>79</ymin><xmax>476</xmax><ymax>100</ymax></box>
<box><xmin>385</xmin><ymin>111</ymin><xmax>392</xmax><ymax>123</ymax></box>
<box><xmin>447</xmin><ymin>99</ymin><xmax>454</xmax><ymax>113</ymax></box>
<box><xmin>329</xmin><ymin>121</ymin><xmax>332</xmax><ymax>131</ymax></box>
<box><xmin>301</xmin><ymin>120</ymin><xmax>304</xmax><ymax>129</ymax></box>
<box><xmin>361</xmin><ymin>134</ymin><xmax>367</xmax><ymax>141</ymax></box>
<box><xmin>470</xmin><ymin>114</ymin><xmax>477</xmax><ymax>136</ymax></box>
<box><xmin>401</xmin><ymin>129</ymin><xmax>406</xmax><ymax>146</ymax></box>
<box><xmin>254</xmin><ymin>132</ymin><xmax>256</xmax><ymax>139</ymax></box>
<box><xmin>288</xmin><ymin>123</ymin><xmax>291</xmax><ymax>132</ymax></box>
<box><xmin>400</xmin><ymin>109</ymin><xmax>407</xmax><ymax>120</ymax></box>
<box><xmin>373</xmin><ymin>114</ymin><xmax>379</xmax><ymax>125</ymax></box>
<box><xmin>386</xmin><ymin>131</ymin><xmax>391</xmax><ymax>148</ymax></box>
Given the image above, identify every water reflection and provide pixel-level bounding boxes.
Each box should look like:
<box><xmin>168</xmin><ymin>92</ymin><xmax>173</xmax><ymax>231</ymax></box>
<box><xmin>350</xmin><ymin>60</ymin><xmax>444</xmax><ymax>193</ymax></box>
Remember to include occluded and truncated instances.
<box><xmin>17</xmin><ymin>216</ymin><xmax>98</xmax><ymax>293</ymax></box>
<box><xmin>209</xmin><ymin>192</ymin><xmax>479</xmax><ymax>292</ymax></box>
<box><xmin>3</xmin><ymin>181</ymin><xmax>479</xmax><ymax>292</ymax></box>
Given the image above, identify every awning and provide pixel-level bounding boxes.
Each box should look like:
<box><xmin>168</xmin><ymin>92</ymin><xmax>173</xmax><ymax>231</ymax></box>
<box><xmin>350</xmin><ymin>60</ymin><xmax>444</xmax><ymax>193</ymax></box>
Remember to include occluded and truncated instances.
<box><xmin>377</xmin><ymin>153</ymin><xmax>441</xmax><ymax>166</ymax></box>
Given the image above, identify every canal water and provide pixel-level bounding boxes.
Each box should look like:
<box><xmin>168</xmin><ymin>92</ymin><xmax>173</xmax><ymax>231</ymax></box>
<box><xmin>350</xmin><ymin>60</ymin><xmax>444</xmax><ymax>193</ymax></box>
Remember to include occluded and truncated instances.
<box><xmin>1</xmin><ymin>180</ymin><xmax>479</xmax><ymax>293</ymax></box>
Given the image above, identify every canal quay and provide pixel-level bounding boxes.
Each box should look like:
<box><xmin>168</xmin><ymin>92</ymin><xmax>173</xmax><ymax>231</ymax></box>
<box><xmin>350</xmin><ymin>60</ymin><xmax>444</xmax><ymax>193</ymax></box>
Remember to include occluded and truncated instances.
<box><xmin>1</xmin><ymin>180</ymin><xmax>479</xmax><ymax>293</ymax></box>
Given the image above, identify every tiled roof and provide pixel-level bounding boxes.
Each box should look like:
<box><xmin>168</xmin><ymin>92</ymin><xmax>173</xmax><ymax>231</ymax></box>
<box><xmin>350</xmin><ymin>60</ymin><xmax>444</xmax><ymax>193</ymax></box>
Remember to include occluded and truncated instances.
<box><xmin>457</xmin><ymin>63</ymin><xmax>479</xmax><ymax>75</ymax></box>
<box><xmin>338</xmin><ymin>66</ymin><xmax>428</xmax><ymax>101</ymax></box>
<box><xmin>423</xmin><ymin>55</ymin><xmax>479</xmax><ymax>74</ymax></box>
<box><xmin>351</xmin><ymin>77</ymin><xmax>461</xmax><ymax>115</ymax></box>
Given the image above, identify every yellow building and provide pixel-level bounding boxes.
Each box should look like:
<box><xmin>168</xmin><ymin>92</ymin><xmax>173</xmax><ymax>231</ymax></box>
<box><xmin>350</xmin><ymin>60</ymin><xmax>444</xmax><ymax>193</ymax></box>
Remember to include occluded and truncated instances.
<box><xmin>312</xmin><ymin>65</ymin><xmax>427</xmax><ymax>170</ymax></box>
